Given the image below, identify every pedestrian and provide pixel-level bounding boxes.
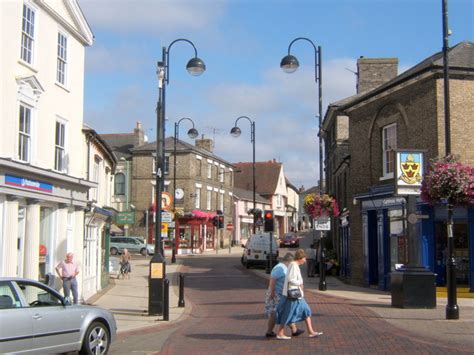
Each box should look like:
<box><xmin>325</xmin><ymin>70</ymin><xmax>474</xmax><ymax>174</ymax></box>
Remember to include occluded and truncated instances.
<box><xmin>305</xmin><ymin>243</ymin><xmax>317</xmax><ymax>277</ymax></box>
<box><xmin>55</xmin><ymin>252</ymin><xmax>80</xmax><ymax>304</ymax></box>
<box><xmin>275</xmin><ymin>249</ymin><xmax>324</xmax><ymax>340</ymax></box>
<box><xmin>264</xmin><ymin>253</ymin><xmax>304</xmax><ymax>338</ymax></box>
<box><xmin>120</xmin><ymin>248</ymin><xmax>132</xmax><ymax>279</ymax></box>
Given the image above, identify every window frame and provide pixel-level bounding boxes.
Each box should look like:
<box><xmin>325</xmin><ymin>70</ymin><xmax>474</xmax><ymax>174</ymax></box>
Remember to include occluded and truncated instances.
<box><xmin>382</xmin><ymin>123</ymin><xmax>397</xmax><ymax>178</ymax></box>
<box><xmin>20</xmin><ymin>3</ymin><xmax>36</xmax><ymax>65</ymax></box>
<box><xmin>114</xmin><ymin>172</ymin><xmax>126</xmax><ymax>195</ymax></box>
<box><xmin>56</xmin><ymin>32</ymin><xmax>68</xmax><ymax>86</ymax></box>
<box><xmin>195</xmin><ymin>186</ymin><xmax>201</xmax><ymax>209</ymax></box>
<box><xmin>54</xmin><ymin>120</ymin><xmax>66</xmax><ymax>172</ymax></box>
<box><xmin>18</xmin><ymin>104</ymin><xmax>32</xmax><ymax>163</ymax></box>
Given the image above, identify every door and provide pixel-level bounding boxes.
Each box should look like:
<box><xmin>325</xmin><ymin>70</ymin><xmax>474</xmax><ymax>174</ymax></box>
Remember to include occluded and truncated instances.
<box><xmin>367</xmin><ymin>210</ymin><xmax>379</xmax><ymax>286</ymax></box>
<box><xmin>16</xmin><ymin>280</ymin><xmax>82</xmax><ymax>353</ymax></box>
<box><xmin>0</xmin><ymin>281</ymin><xmax>32</xmax><ymax>353</ymax></box>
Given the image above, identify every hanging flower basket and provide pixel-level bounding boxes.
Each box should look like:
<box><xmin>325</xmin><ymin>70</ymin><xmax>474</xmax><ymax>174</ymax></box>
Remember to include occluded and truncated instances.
<box><xmin>421</xmin><ymin>155</ymin><xmax>474</xmax><ymax>206</ymax></box>
<box><xmin>304</xmin><ymin>193</ymin><xmax>340</xmax><ymax>218</ymax></box>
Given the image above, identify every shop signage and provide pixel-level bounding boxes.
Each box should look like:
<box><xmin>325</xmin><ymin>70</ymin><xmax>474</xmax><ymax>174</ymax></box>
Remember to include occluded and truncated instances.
<box><xmin>116</xmin><ymin>211</ymin><xmax>135</xmax><ymax>224</ymax></box>
<box><xmin>5</xmin><ymin>174</ymin><xmax>53</xmax><ymax>193</ymax></box>
<box><xmin>314</xmin><ymin>216</ymin><xmax>331</xmax><ymax>231</ymax></box>
<box><xmin>395</xmin><ymin>150</ymin><xmax>425</xmax><ymax>195</ymax></box>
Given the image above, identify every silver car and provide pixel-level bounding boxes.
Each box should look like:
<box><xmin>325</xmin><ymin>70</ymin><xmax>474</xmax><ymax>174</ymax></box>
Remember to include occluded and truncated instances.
<box><xmin>0</xmin><ymin>277</ymin><xmax>117</xmax><ymax>354</ymax></box>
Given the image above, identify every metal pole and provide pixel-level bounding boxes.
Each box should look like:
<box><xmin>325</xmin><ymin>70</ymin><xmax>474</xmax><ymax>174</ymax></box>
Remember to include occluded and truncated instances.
<box><xmin>172</xmin><ymin>123</ymin><xmax>178</xmax><ymax>264</ymax></box>
<box><xmin>318</xmin><ymin>231</ymin><xmax>327</xmax><ymax>290</ymax></box>
<box><xmin>252</xmin><ymin>121</ymin><xmax>256</xmax><ymax>234</ymax></box>
<box><xmin>442</xmin><ymin>0</ymin><xmax>458</xmax><ymax>320</ymax></box>
<box><xmin>163</xmin><ymin>278</ymin><xmax>169</xmax><ymax>321</ymax></box>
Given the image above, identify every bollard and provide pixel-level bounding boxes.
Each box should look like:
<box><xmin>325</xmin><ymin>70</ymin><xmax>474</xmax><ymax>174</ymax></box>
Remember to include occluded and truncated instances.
<box><xmin>178</xmin><ymin>273</ymin><xmax>185</xmax><ymax>307</ymax></box>
<box><xmin>163</xmin><ymin>278</ymin><xmax>169</xmax><ymax>321</ymax></box>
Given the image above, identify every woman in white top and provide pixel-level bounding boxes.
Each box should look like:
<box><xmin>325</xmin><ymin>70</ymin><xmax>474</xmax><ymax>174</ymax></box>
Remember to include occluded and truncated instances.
<box><xmin>275</xmin><ymin>249</ymin><xmax>324</xmax><ymax>340</ymax></box>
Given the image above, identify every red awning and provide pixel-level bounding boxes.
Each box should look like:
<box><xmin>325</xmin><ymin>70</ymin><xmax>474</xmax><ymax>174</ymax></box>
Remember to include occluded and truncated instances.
<box><xmin>191</xmin><ymin>210</ymin><xmax>216</xmax><ymax>219</ymax></box>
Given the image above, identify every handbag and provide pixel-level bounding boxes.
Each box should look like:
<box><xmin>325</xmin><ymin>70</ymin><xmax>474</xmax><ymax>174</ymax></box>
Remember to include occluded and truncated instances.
<box><xmin>287</xmin><ymin>286</ymin><xmax>302</xmax><ymax>300</ymax></box>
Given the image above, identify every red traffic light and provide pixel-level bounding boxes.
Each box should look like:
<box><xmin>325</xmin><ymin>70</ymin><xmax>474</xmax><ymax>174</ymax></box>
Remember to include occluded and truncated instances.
<box><xmin>264</xmin><ymin>211</ymin><xmax>273</xmax><ymax>219</ymax></box>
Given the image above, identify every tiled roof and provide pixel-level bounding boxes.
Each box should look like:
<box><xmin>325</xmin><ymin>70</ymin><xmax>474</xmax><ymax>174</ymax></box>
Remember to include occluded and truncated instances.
<box><xmin>339</xmin><ymin>41</ymin><xmax>474</xmax><ymax>111</ymax></box>
<box><xmin>234</xmin><ymin>161</ymin><xmax>282</xmax><ymax>195</ymax></box>
<box><xmin>232</xmin><ymin>187</ymin><xmax>269</xmax><ymax>204</ymax></box>
<box><xmin>100</xmin><ymin>133</ymin><xmax>137</xmax><ymax>159</ymax></box>
<box><xmin>132</xmin><ymin>137</ymin><xmax>234</xmax><ymax>166</ymax></box>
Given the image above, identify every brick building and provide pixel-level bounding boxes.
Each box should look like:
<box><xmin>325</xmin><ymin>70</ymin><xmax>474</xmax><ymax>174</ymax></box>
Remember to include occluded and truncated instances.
<box><xmin>323</xmin><ymin>41</ymin><xmax>474</xmax><ymax>291</ymax></box>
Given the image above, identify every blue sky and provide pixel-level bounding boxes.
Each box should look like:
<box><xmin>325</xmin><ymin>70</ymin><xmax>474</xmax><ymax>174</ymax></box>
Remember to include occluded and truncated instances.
<box><xmin>79</xmin><ymin>0</ymin><xmax>473</xmax><ymax>189</ymax></box>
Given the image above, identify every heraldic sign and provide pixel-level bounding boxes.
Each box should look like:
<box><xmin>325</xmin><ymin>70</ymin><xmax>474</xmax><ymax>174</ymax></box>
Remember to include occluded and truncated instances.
<box><xmin>395</xmin><ymin>150</ymin><xmax>425</xmax><ymax>195</ymax></box>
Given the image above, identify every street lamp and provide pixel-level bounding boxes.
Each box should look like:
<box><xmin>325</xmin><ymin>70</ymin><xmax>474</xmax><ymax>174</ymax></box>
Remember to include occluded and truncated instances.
<box><xmin>149</xmin><ymin>39</ymin><xmax>205</xmax><ymax>316</ymax></box>
<box><xmin>442</xmin><ymin>0</ymin><xmax>459</xmax><ymax>320</ymax></box>
<box><xmin>280</xmin><ymin>37</ymin><xmax>326</xmax><ymax>291</ymax></box>
<box><xmin>230</xmin><ymin>116</ymin><xmax>256</xmax><ymax>233</ymax></box>
<box><xmin>172</xmin><ymin>117</ymin><xmax>199</xmax><ymax>263</ymax></box>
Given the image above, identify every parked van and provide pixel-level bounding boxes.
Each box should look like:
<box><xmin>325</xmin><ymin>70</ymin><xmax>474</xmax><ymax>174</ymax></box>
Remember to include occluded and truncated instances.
<box><xmin>241</xmin><ymin>233</ymin><xmax>279</xmax><ymax>269</ymax></box>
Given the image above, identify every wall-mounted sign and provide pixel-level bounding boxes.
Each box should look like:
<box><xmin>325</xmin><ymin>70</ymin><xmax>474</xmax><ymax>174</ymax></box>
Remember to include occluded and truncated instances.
<box><xmin>5</xmin><ymin>174</ymin><xmax>53</xmax><ymax>193</ymax></box>
<box><xmin>314</xmin><ymin>216</ymin><xmax>331</xmax><ymax>231</ymax></box>
<box><xmin>116</xmin><ymin>211</ymin><xmax>135</xmax><ymax>224</ymax></box>
<box><xmin>395</xmin><ymin>151</ymin><xmax>425</xmax><ymax>195</ymax></box>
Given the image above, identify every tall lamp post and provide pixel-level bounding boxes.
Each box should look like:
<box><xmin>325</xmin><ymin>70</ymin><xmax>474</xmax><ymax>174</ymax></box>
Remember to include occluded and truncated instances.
<box><xmin>172</xmin><ymin>118</ymin><xmax>199</xmax><ymax>263</ymax></box>
<box><xmin>280</xmin><ymin>37</ymin><xmax>326</xmax><ymax>291</ymax></box>
<box><xmin>442</xmin><ymin>0</ymin><xmax>459</xmax><ymax>320</ymax></box>
<box><xmin>149</xmin><ymin>39</ymin><xmax>205</xmax><ymax>316</ymax></box>
<box><xmin>230</xmin><ymin>116</ymin><xmax>256</xmax><ymax>233</ymax></box>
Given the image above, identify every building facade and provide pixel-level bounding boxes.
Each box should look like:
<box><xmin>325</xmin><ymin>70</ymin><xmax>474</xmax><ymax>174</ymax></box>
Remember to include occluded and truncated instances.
<box><xmin>0</xmin><ymin>0</ymin><xmax>93</xmax><ymax>301</ymax></box>
<box><xmin>328</xmin><ymin>42</ymin><xmax>474</xmax><ymax>291</ymax></box>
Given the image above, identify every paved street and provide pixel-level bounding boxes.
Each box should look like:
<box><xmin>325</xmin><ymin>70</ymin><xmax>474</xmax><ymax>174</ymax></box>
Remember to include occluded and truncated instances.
<box><xmin>108</xmin><ymin>250</ymin><xmax>473</xmax><ymax>354</ymax></box>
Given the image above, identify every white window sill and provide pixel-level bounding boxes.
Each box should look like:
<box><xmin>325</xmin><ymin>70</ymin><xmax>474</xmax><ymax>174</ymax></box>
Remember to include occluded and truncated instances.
<box><xmin>379</xmin><ymin>173</ymin><xmax>394</xmax><ymax>181</ymax></box>
<box><xmin>18</xmin><ymin>60</ymin><xmax>38</xmax><ymax>73</ymax></box>
<box><xmin>55</xmin><ymin>82</ymin><xmax>70</xmax><ymax>93</ymax></box>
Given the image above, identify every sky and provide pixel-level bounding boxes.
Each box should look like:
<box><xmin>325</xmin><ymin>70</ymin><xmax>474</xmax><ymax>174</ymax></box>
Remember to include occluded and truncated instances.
<box><xmin>79</xmin><ymin>0</ymin><xmax>473</xmax><ymax>190</ymax></box>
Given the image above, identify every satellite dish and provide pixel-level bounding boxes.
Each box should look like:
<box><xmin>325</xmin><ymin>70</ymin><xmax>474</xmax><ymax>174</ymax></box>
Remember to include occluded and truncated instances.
<box><xmin>175</xmin><ymin>188</ymin><xmax>184</xmax><ymax>200</ymax></box>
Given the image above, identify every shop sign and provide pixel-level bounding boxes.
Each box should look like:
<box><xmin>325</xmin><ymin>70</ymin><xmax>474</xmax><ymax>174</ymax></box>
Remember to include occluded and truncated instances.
<box><xmin>116</xmin><ymin>211</ymin><xmax>135</xmax><ymax>224</ymax></box>
<box><xmin>5</xmin><ymin>174</ymin><xmax>53</xmax><ymax>193</ymax></box>
<box><xmin>395</xmin><ymin>150</ymin><xmax>425</xmax><ymax>195</ymax></box>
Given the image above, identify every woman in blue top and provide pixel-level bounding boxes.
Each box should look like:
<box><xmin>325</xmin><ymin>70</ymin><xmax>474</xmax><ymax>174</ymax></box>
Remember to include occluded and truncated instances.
<box><xmin>275</xmin><ymin>249</ymin><xmax>324</xmax><ymax>340</ymax></box>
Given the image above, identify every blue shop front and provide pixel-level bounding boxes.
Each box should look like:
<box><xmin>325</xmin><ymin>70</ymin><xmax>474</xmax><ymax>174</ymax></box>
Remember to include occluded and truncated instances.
<box><xmin>355</xmin><ymin>185</ymin><xmax>473</xmax><ymax>292</ymax></box>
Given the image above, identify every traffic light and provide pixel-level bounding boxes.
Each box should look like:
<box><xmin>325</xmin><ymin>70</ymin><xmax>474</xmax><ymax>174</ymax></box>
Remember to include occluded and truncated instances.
<box><xmin>264</xmin><ymin>210</ymin><xmax>274</xmax><ymax>232</ymax></box>
<box><xmin>218</xmin><ymin>215</ymin><xmax>224</xmax><ymax>229</ymax></box>
<box><xmin>212</xmin><ymin>216</ymin><xmax>218</xmax><ymax>227</ymax></box>
<box><xmin>215</xmin><ymin>210</ymin><xmax>224</xmax><ymax>229</ymax></box>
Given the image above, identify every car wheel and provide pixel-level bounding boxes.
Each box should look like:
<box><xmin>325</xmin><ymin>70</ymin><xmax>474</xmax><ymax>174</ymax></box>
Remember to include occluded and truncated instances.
<box><xmin>110</xmin><ymin>247</ymin><xmax>118</xmax><ymax>256</ymax></box>
<box><xmin>140</xmin><ymin>248</ymin><xmax>147</xmax><ymax>256</ymax></box>
<box><xmin>80</xmin><ymin>321</ymin><xmax>110</xmax><ymax>355</ymax></box>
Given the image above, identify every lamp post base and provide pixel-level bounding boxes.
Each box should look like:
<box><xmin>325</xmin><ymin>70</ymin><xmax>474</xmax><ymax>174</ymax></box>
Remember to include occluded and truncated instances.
<box><xmin>391</xmin><ymin>266</ymin><xmax>436</xmax><ymax>309</ymax></box>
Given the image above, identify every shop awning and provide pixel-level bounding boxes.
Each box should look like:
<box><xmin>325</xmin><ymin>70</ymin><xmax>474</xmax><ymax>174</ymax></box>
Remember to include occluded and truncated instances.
<box><xmin>190</xmin><ymin>210</ymin><xmax>217</xmax><ymax>219</ymax></box>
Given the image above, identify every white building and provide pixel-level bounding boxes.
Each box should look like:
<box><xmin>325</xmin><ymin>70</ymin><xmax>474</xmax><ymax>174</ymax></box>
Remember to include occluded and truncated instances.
<box><xmin>0</xmin><ymin>0</ymin><xmax>93</xmax><ymax>299</ymax></box>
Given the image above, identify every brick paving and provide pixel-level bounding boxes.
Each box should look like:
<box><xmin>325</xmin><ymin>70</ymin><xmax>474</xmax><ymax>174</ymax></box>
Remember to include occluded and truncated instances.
<box><xmin>151</xmin><ymin>256</ymin><xmax>473</xmax><ymax>355</ymax></box>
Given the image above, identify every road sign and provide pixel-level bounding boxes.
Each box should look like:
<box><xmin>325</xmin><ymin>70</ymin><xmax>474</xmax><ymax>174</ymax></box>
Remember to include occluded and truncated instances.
<box><xmin>161</xmin><ymin>222</ymin><xmax>168</xmax><ymax>237</ymax></box>
<box><xmin>226</xmin><ymin>223</ymin><xmax>234</xmax><ymax>231</ymax></box>
<box><xmin>314</xmin><ymin>216</ymin><xmax>331</xmax><ymax>231</ymax></box>
<box><xmin>116</xmin><ymin>211</ymin><xmax>135</xmax><ymax>224</ymax></box>
<box><xmin>162</xmin><ymin>211</ymin><xmax>173</xmax><ymax>223</ymax></box>
<box><xmin>161</xmin><ymin>192</ymin><xmax>173</xmax><ymax>210</ymax></box>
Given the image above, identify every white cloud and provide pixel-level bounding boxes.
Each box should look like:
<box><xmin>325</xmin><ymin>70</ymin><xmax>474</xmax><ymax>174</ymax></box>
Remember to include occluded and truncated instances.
<box><xmin>79</xmin><ymin>0</ymin><xmax>227</xmax><ymax>34</ymax></box>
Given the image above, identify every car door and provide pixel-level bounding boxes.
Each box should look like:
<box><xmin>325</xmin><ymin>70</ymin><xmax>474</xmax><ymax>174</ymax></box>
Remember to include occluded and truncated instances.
<box><xmin>15</xmin><ymin>280</ymin><xmax>83</xmax><ymax>353</ymax></box>
<box><xmin>0</xmin><ymin>280</ymin><xmax>33</xmax><ymax>353</ymax></box>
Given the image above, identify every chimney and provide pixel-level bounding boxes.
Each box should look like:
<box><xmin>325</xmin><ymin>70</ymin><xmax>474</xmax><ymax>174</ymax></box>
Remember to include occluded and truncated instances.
<box><xmin>195</xmin><ymin>136</ymin><xmax>214</xmax><ymax>152</ymax></box>
<box><xmin>134</xmin><ymin>121</ymin><xmax>145</xmax><ymax>146</ymax></box>
<box><xmin>356</xmin><ymin>57</ymin><xmax>398</xmax><ymax>94</ymax></box>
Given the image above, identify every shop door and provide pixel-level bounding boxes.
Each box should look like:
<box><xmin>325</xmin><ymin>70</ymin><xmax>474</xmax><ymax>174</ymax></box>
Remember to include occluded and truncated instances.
<box><xmin>367</xmin><ymin>210</ymin><xmax>378</xmax><ymax>286</ymax></box>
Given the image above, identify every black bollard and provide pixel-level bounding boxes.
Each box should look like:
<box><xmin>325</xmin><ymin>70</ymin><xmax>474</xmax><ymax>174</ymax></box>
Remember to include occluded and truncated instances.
<box><xmin>171</xmin><ymin>241</ymin><xmax>176</xmax><ymax>264</ymax></box>
<box><xmin>163</xmin><ymin>278</ymin><xmax>169</xmax><ymax>321</ymax></box>
<box><xmin>178</xmin><ymin>273</ymin><xmax>185</xmax><ymax>307</ymax></box>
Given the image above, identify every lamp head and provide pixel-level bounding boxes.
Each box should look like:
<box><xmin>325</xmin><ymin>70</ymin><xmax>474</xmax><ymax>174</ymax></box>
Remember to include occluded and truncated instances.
<box><xmin>230</xmin><ymin>126</ymin><xmax>242</xmax><ymax>138</ymax></box>
<box><xmin>280</xmin><ymin>54</ymin><xmax>299</xmax><ymax>73</ymax></box>
<box><xmin>187</xmin><ymin>127</ymin><xmax>199</xmax><ymax>139</ymax></box>
<box><xmin>186</xmin><ymin>57</ymin><xmax>206</xmax><ymax>76</ymax></box>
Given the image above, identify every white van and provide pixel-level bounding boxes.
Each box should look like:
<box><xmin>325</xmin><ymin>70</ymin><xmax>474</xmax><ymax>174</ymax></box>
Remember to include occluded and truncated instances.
<box><xmin>241</xmin><ymin>233</ymin><xmax>279</xmax><ymax>269</ymax></box>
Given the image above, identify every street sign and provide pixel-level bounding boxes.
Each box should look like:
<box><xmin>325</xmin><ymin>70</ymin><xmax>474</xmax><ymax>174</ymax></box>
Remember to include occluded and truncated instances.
<box><xmin>161</xmin><ymin>192</ymin><xmax>173</xmax><ymax>211</ymax></box>
<box><xmin>314</xmin><ymin>216</ymin><xmax>331</xmax><ymax>231</ymax></box>
<box><xmin>161</xmin><ymin>222</ymin><xmax>168</xmax><ymax>237</ymax></box>
<box><xmin>226</xmin><ymin>223</ymin><xmax>234</xmax><ymax>231</ymax></box>
<box><xmin>116</xmin><ymin>211</ymin><xmax>135</xmax><ymax>224</ymax></box>
<box><xmin>162</xmin><ymin>211</ymin><xmax>173</xmax><ymax>223</ymax></box>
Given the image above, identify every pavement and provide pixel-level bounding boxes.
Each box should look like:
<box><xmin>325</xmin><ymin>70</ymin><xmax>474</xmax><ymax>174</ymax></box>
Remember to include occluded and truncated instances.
<box><xmin>88</xmin><ymin>246</ymin><xmax>474</xmax><ymax>348</ymax></box>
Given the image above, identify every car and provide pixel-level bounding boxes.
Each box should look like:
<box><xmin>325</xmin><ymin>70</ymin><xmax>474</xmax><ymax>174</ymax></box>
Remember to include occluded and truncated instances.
<box><xmin>0</xmin><ymin>277</ymin><xmax>117</xmax><ymax>354</ymax></box>
<box><xmin>241</xmin><ymin>233</ymin><xmax>279</xmax><ymax>269</ymax></box>
<box><xmin>110</xmin><ymin>236</ymin><xmax>154</xmax><ymax>256</ymax></box>
<box><xmin>279</xmin><ymin>233</ymin><xmax>300</xmax><ymax>248</ymax></box>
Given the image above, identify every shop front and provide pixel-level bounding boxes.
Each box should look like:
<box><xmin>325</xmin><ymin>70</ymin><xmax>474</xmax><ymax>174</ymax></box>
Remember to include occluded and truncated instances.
<box><xmin>174</xmin><ymin>210</ymin><xmax>217</xmax><ymax>254</ymax></box>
